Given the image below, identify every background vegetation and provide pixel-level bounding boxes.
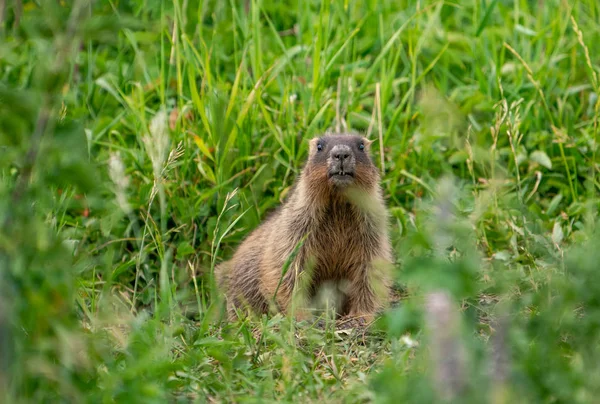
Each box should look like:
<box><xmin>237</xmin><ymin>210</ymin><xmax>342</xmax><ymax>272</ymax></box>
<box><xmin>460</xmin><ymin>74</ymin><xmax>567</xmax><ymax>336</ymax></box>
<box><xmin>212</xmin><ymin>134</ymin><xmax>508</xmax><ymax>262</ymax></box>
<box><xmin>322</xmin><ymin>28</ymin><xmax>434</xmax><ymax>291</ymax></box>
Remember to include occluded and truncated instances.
<box><xmin>1</xmin><ymin>0</ymin><xmax>600</xmax><ymax>402</ymax></box>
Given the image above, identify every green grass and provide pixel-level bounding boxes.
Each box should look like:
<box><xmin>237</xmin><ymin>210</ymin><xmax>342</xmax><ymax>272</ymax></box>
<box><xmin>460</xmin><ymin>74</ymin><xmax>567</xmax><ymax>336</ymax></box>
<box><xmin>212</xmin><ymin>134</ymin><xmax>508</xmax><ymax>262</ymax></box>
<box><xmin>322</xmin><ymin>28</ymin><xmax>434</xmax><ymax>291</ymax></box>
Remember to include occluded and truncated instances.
<box><xmin>1</xmin><ymin>0</ymin><xmax>600</xmax><ymax>402</ymax></box>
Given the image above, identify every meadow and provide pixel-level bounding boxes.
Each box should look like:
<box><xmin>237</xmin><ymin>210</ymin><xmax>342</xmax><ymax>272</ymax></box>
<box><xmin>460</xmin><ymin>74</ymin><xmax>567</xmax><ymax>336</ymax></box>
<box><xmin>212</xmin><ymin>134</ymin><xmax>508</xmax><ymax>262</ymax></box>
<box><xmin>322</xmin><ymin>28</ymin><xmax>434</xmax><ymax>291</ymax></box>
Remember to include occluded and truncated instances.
<box><xmin>1</xmin><ymin>0</ymin><xmax>600</xmax><ymax>402</ymax></box>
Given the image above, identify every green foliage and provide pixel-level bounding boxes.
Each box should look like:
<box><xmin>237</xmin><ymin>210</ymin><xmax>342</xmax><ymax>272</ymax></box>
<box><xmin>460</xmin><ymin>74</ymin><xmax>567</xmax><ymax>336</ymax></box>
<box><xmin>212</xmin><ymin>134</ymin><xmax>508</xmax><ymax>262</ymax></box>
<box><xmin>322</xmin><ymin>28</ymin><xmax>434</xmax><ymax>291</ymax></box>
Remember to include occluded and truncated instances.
<box><xmin>1</xmin><ymin>0</ymin><xmax>599</xmax><ymax>402</ymax></box>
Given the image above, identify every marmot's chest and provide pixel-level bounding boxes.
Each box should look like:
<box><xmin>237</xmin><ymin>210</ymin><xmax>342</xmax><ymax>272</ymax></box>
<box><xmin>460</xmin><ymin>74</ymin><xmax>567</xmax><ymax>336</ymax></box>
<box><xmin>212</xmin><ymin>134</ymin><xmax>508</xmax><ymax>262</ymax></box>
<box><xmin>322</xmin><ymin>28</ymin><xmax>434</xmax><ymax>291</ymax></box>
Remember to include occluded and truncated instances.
<box><xmin>309</xmin><ymin>206</ymin><xmax>379</xmax><ymax>274</ymax></box>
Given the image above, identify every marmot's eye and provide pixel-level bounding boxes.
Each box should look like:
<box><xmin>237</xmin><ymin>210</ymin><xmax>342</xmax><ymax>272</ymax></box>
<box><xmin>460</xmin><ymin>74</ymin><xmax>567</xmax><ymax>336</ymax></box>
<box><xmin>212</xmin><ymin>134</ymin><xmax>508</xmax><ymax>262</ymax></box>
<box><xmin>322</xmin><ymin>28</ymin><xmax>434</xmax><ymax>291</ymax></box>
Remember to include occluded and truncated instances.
<box><xmin>317</xmin><ymin>142</ymin><xmax>323</xmax><ymax>152</ymax></box>
<box><xmin>358</xmin><ymin>142</ymin><xmax>365</xmax><ymax>151</ymax></box>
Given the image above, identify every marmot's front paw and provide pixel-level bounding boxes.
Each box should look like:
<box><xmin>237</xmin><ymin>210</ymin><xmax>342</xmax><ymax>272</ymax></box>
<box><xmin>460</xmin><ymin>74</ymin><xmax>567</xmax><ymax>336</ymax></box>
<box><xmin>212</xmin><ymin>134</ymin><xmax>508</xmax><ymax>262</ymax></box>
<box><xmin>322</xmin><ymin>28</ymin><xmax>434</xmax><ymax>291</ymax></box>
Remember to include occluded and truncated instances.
<box><xmin>288</xmin><ymin>307</ymin><xmax>311</xmax><ymax>323</ymax></box>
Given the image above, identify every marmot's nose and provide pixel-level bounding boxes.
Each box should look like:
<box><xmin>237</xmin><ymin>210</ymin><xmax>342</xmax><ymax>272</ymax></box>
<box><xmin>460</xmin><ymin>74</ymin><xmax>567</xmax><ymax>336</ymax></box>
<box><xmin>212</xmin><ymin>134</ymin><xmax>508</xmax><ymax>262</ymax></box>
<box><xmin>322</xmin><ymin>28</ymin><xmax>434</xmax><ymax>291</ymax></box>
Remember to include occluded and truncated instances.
<box><xmin>331</xmin><ymin>145</ymin><xmax>352</xmax><ymax>162</ymax></box>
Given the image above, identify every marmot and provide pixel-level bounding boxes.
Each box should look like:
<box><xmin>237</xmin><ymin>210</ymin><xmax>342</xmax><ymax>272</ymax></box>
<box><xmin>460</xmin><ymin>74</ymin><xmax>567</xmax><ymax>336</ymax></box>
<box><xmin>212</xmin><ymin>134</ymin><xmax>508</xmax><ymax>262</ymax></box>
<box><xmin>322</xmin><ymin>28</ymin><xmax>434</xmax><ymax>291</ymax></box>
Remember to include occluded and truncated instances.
<box><xmin>215</xmin><ymin>134</ymin><xmax>393</xmax><ymax>321</ymax></box>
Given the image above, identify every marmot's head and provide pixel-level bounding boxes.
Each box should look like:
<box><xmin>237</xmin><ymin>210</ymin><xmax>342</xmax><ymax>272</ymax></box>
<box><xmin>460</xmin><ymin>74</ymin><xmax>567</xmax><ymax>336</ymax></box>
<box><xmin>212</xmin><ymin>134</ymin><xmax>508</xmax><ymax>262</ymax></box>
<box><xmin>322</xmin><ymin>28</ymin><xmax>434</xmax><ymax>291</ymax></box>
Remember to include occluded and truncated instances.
<box><xmin>307</xmin><ymin>134</ymin><xmax>379</xmax><ymax>190</ymax></box>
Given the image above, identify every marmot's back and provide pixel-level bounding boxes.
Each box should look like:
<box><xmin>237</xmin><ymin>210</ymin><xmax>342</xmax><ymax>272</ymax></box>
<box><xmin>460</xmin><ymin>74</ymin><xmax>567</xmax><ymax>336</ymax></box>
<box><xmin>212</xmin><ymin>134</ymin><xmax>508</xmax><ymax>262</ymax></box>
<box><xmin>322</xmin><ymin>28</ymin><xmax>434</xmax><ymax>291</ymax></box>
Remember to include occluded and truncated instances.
<box><xmin>215</xmin><ymin>134</ymin><xmax>393</xmax><ymax>321</ymax></box>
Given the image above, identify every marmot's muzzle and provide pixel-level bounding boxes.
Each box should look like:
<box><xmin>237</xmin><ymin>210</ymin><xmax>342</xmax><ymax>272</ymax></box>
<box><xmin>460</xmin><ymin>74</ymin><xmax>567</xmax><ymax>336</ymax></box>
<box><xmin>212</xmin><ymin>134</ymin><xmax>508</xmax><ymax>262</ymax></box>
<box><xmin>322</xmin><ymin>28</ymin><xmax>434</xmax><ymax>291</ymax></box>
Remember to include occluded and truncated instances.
<box><xmin>328</xmin><ymin>144</ymin><xmax>356</xmax><ymax>185</ymax></box>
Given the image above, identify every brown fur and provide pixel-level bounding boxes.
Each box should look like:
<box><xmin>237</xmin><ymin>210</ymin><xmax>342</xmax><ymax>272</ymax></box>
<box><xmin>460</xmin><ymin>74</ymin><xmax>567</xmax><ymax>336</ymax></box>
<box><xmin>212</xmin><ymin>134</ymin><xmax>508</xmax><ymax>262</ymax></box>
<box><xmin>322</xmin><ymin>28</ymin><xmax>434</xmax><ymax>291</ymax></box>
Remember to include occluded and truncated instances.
<box><xmin>215</xmin><ymin>134</ymin><xmax>394</xmax><ymax>321</ymax></box>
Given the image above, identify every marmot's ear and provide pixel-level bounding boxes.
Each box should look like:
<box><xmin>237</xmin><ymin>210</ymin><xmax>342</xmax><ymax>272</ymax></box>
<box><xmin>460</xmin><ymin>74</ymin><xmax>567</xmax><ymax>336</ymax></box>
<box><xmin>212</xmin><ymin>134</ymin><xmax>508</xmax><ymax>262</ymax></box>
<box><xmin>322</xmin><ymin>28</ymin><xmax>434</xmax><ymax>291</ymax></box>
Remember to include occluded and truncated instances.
<box><xmin>363</xmin><ymin>137</ymin><xmax>374</xmax><ymax>150</ymax></box>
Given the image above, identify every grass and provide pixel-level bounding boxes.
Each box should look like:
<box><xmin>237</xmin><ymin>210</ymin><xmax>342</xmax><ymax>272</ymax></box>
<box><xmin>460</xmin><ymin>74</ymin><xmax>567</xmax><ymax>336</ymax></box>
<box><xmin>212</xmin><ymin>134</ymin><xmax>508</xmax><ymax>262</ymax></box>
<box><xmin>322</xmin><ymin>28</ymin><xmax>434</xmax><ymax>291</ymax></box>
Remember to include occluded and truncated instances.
<box><xmin>1</xmin><ymin>0</ymin><xmax>600</xmax><ymax>402</ymax></box>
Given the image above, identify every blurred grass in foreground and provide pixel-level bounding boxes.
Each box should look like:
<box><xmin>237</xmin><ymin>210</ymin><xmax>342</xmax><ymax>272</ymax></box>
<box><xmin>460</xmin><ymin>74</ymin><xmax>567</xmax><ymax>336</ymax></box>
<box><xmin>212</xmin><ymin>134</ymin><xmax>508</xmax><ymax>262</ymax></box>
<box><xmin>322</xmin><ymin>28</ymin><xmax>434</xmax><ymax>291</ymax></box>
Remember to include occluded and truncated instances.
<box><xmin>1</xmin><ymin>0</ymin><xmax>600</xmax><ymax>402</ymax></box>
